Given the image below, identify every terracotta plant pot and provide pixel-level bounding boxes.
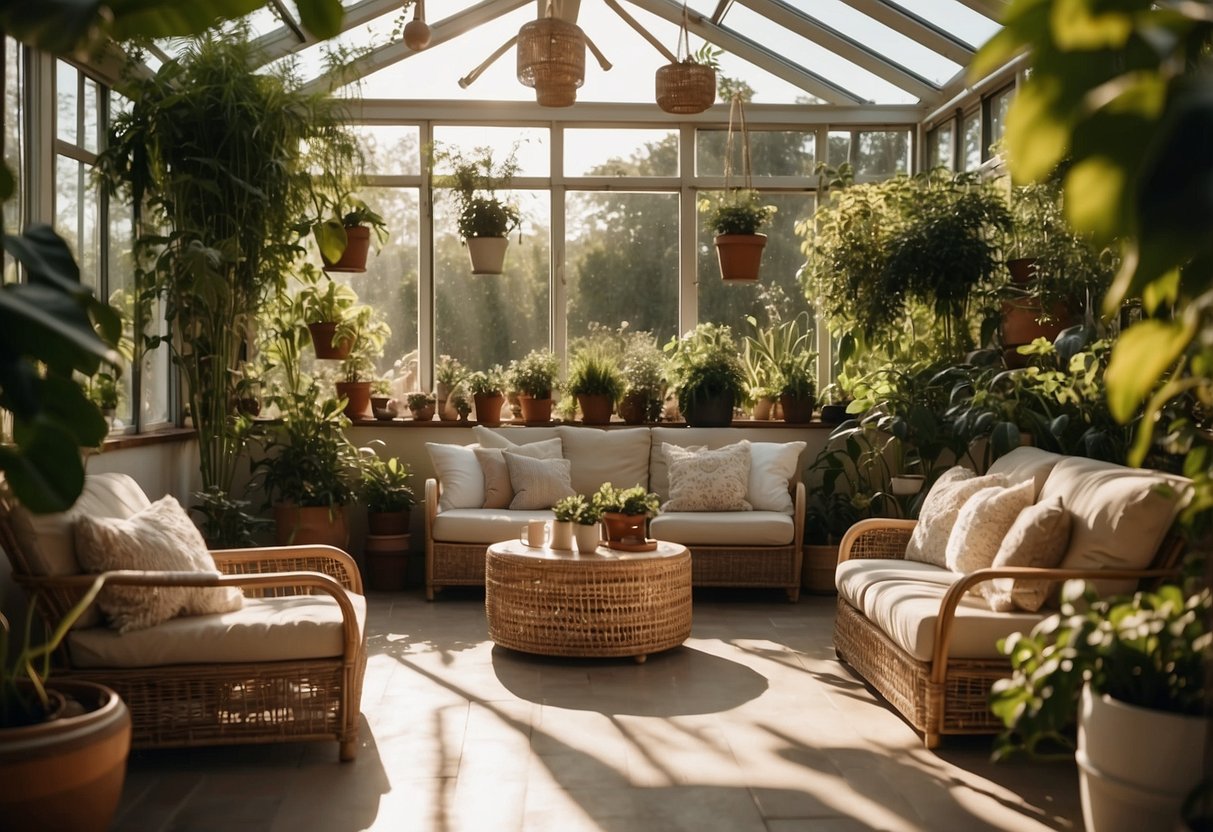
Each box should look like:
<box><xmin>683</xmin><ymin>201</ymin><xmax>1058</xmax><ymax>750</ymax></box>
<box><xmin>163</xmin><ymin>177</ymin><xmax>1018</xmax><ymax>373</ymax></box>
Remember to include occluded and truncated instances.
<box><xmin>322</xmin><ymin>225</ymin><xmax>371</xmax><ymax>273</ymax></box>
<box><xmin>601</xmin><ymin>512</ymin><xmax>647</xmax><ymax>546</ymax></box>
<box><xmin>466</xmin><ymin>236</ymin><xmax>509</xmax><ymax>275</ymax></box>
<box><xmin>779</xmin><ymin>393</ymin><xmax>815</xmax><ymax>424</ymax></box>
<box><xmin>473</xmin><ymin>392</ymin><xmax>505</xmax><ymax>426</ymax></box>
<box><xmin>364</xmin><ymin>532</ymin><xmax>410</xmax><ymax>591</ymax></box>
<box><xmin>273</xmin><ymin>503</ymin><xmax>349</xmax><ymax>548</ymax></box>
<box><xmin>307</xmin><ymin>321</ymin><xmax>352</xmax><ymax>360</ymax></box>
<box><xmin>0</xmin><ymin>679</ymin><xmax>132</xmax><ymax>832</ymax></box>
<box><xmin>368</xmin><ymin>509</ymin><xmax>410</xmax><ymax>536</ymax></box>
<box><xmin>714</xmin><ymin>233</ymin><xmax>767</xmax><ymax>282</ymax></box>
<box><xmin>518</xmin><ymin>394</ymin><xmax>554</xmax><ymax>424</ymax></box>
<box><xmin>335</xmin><ymin>380</ymin><xmax>373</xmax><ymax>419</ymax></box>
<box><xmin>576</xmin><ymin>393</ymin><xmax>613</xmax><ymax>425</ymax></box>
<box><xmin>751</xmin><ymin>396</ymin><xmax>775</xmax><ymax>420</ymax></box>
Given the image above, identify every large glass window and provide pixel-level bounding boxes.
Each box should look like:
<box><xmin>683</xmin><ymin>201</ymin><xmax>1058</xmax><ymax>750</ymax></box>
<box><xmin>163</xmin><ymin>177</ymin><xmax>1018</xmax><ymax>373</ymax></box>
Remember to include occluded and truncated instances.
<box><xmin>565</xmin><ymin>129</ymin><xmax>678</xmax><ymax>177</ymax></box>
<box><xmin>854</xmin><ymin>131</ymin><xmax>911</xmax><ymax>177</ymax></box>
<box><xmin>961</xmin><ymin>109</ymin><xmax>982</xmax><ymax>171</ymax></box>
<box><xmin>988</xmin><ymin>84</ymin><xmax>1014</xmax><ymax>148</ymax></box>
<box><xmin>928</xmin><ymin>121</ymin><xmax>954</xmax><ymax>170</ymax></box>
<box><xmin>357</xmin><ymin>186</ymin><xmax>420</xmax><ymax>380</ymax></box>
<box><xmin>696</xmin><ymin>130</ymin><xmax>817</xmax><ymax>177</ymax></box>
<box><xmin>2</xmin><ymin>37</ymin><xmax>21</xmax><ymax>279</ymax></box>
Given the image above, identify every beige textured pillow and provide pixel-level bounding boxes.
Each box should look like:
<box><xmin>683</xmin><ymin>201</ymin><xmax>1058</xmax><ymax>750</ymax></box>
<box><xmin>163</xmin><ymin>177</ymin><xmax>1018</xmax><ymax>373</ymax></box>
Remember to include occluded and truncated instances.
<box><xmin>904</xmin><ymin>468</ymin><xmax>1005</xmax><ymax>567</ymax></box>
<box><xmin>475</xmin><ymin>438</ymin><xmax>565</xmax><ymax>509</ymax></box>
<box><xmin>662</xmin><ymin>441</ymin><xmax>752</xmax><ymax>512</ymax></box>
<box><xmin>74</xmin><ymin>495</ymin><xmax>244</xmax><ymax>634</ymax></box>
<box><xmin>945</xmin><ymin>479</ymin><xmax>1035</xmax><ymax>574</ymax></box>
<box><xmin>504</xmin><ymin>453</ymin><xmax>575</xmax><ymax>510</ymax></box>
<box><xmin>982</xmin><ymin>496</ymin><xmax>1072</xmax><ymax>612</ymax></box>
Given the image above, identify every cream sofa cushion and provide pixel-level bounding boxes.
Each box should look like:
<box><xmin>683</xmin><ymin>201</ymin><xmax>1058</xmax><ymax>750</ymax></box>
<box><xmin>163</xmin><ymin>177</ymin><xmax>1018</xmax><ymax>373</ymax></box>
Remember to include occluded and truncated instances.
<box><xmin>748</xmin><ymin>441</ymin><xmax>805</xmax><ymax>513</ymax></box>
<box><xmin>981</xmin><ymin>495</ymin><xmax>1072</xmax><ymax>612</ymax></box>
<box><xmin>67</xmin><ymin>592</ymin><xmax>367</xmax><ymax>668</ymax></box>
<box><xmin>986</xmin><ymin>446</ymin><xmax>1065</xmax><ymax>501</ymax></box>
<box><xmin>649</xmin><ymin>427</ymin><xmax>752</xmax><ymax>501</ymax></box>
<box><xmin>650</xmin><ymin>511</ymin><xmax>793</xmax><ymax>546</ymax></box>
<box><xmin>74</xmin><ymin>495</ymin><xmax>244</xmax><ymax>634</ymax></box>
<box><xmin>662</xmin><ymin>441</ymin><xmax>752</xmax><ymax>512</ymax></box>
<box><xmin>472</xmin><ymin>425</ymin><xmax>561</xmax><ymax>446</ymax></box>
<box><xmin>426</xmin><ymin>443</ymin><xmax>483</xmax><ymax>510</ymax></box>
<box><xmin>432</xmin><ymin>508</ymin><xmax>554</xmax><ymax>544</ymax></box>
<box><xmin>1041</xmin><ymin>456</ymin><xmax>1189</xmax><ymax>595</ymax></box>
<box><xmin>861</xmin><ymin>577</ymin><xmax>1048</xmax><ymax>661</ymax></box>
<box><xmin>474</xmin><ymin>438</ymin><xmax>564</xmax><ymax>509</ymax></box>
<box><xmin>904</xmin><ymin>468</ymin><xmax>1005</xmax><ymax>568</ymax></box>
<box><xmin>505</xmin><ymin>453</ymin><xmax>576</xmax><ymax>509</ymax></box>
<box><xmin>835</xmin><ymin>558</ymin><xmax>961</xmax><ymax>611</ymax></box>
<box><xmin>945</xmin><ymin>479</ymin><xmax>1035</xmax><ymax>574</ymax></box>
<box><xmin>557</xmin><ymin>426</ymin><xmax>651</xmax><ymax>495</ymax></box>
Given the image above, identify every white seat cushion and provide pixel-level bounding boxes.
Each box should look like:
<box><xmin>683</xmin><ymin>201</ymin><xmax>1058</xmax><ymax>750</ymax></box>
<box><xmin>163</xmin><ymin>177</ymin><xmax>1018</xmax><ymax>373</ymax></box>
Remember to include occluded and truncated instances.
<box><xmin>650</xmin><ymin>511</ymin><xmax>793</xmax><ymax>546</ymax></box>
<box><xmin>986</xmin><ymin>446</ymin><xmax>1065</xmax><ymax>501</ymax></box>
<box><xmin>557</xmin><ymin>426</ymin><xmax>651</xmax><ymax>495</ymax></box>
<box><xmin>861</xmin><ymin>578</ymin><xmax>1048</xmax><ymax>661</ymax></box>
<box><xmin>67</xmin><ymin>592</ymin><xmax>367</xmax><ymax>668</ymax></box>
<box><xmin>433</xmin><ymin>508</ymin><xmax>555</xmax><ymax>544</ymax></box>
<box><xmin>834</xmin><ymin>558</ymin><xmax>961</xmax><ymax>611</ymax></box>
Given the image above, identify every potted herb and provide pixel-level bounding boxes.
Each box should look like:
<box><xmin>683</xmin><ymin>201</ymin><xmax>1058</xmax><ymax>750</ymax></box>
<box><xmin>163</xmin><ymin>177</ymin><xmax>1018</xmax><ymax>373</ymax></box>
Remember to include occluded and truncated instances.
<box><xmin>777</xmin><ymin>350</ymin><xmax>817</xmax><ymax>424</ymax></box>
<box><xmin>591</xmin><ymin>483</ymin><xmax>660</xmax><ymax>547</ymax></box>
<box><xmin>432</xmin><ymin>143</ymin><xmax>522</xmax><ymax>275</ymax></box>
<box><xmin>466</xmin><ymin>366</ymin><xmax>506</xmax><ymax>426</ymax></box>
<box><xmin>554</xmin><ymin>494</ymin><xmax>603</xmax><ymax>553</ymax></box>
<box><xmin>991</xmin><ymin>581</ymin><xmax>1209</xmax><ymax>832</ymax></box>
<box><xmin>743</xmin><ymin>312</ymin><xmax>814</xmax><ymax>421</ymax></box>
<box><xmin>406</xmin><ymin>392</ymin><xmax>436</xmax><ymax>422</ymax></box>
<box><xmin>664</xmin><ymin>323</ymin><xmax>745</xmax><ymax>427</ymax></box>
<box><xmin>618</xmin><ymin>331</ymin><xmax>666</xmax><ymax>424</ymax></box>
<box><xmin>508</xmin><ymin>349</ymin><xmax>560</xmax><ymax>423</ymax></box>
<box><xmin>699</xmin><ymin>188</ymin><xmax>776</xmax><ymax>282</ymax></box>
<box><xmin>566</xmin><ymin>346</ymin><xmax>623</xmax><ymax>425</ymax></box>
<box><xmin>434</xmin><ymin>354</ymin><xmax>466</xmax><ymax>421</ymax></box>
<box><xmin>89</xmin><ymin>370</ymin><xmax>121</xmax><ymax>422</ymax></box>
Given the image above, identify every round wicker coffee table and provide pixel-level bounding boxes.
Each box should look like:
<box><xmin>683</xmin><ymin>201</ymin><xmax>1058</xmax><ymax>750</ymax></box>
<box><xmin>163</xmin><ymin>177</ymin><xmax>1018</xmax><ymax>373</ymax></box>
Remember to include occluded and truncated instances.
<box><xmin>484</xmin><ymin>539</ymin><xmax>692</xmax><ymax>663</ymax></box>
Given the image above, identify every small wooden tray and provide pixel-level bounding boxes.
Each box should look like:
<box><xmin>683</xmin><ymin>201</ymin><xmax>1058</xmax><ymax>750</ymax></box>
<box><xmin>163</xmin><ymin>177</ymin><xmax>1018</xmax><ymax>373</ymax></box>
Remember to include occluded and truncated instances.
<box><xmin>601</xmin><ymin>538</ymin><xmax>659</xmax><ymax>552</ymax></box>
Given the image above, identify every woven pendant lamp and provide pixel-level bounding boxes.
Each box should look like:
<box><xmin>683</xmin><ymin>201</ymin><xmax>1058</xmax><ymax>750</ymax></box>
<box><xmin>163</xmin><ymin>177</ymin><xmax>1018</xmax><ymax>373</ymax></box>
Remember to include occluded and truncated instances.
<box><xmin>517</xmin><ymin>17</ymin><xmax>586</xmax><ymax>107</ymax></box>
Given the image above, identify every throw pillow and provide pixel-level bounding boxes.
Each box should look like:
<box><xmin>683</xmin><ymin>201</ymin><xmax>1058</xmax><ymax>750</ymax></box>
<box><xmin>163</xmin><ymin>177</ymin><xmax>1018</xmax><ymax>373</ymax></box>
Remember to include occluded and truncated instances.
<box><xmin>748</xmin><ymin>441</ymin><xmax>806</xmax><ymax>513</ymax></box>
<box><xmin>662</xmin><ymin>441</ymin><xmax>752</xmax><ymax>512</ymax></box>
<box><xmin>74</xmin><ymin>495</ymin><xmax>244</xmax><ymax>634</ymax></box>
<box><xmin>982</xmin><ymin>496</ymin><xmax>1072</xmax><ymax>612</ymax></box>
<box><xmin>904</xmin><ymin>467</ymin><xmax>1005</xmax><ymax>568</ymax></box>
<box><xmin>944</xmin><ymin>479</ymin><xmax>1035</xmax><ymax>574</ymax></box>
<box><xmin>504</xmin><ymin>453</ymin><xmax>576</xmax><ymax>510</ymax></box>
<box><xmin>474</xmin><ymin>438</ymin><xmax>565</xmax><ymax>509</ymax></box>
<box><xmin>426</xmin><ymin>443</ymin><xmax>483</xmax><ymax>511</ymax></box>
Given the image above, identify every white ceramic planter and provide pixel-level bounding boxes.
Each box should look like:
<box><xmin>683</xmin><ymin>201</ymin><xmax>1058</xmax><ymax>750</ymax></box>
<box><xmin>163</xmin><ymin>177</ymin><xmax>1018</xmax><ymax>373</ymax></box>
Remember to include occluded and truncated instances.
<box><xmin>573</xmin><ymin>523</ymin><xmax>600</xmax><ymax>554</ymax></box>
<box><xmin>1076</xmin><ymin>684</ymin><xmax>1207</xmax><ymax>832</ymax></box>
<box><xmin>466</xmin><ymin>236</ymin><xmax>508</xmax><ymax>275</ymax></box>
<box><xmin>890</xmin><ymin>474</ymin><xmax>925</xmax><ymax>496</ymax></box>
<box><xmin>550</xmin><ymin>520</ymin><xmax>573</xmax><ymax>551</ymax></box>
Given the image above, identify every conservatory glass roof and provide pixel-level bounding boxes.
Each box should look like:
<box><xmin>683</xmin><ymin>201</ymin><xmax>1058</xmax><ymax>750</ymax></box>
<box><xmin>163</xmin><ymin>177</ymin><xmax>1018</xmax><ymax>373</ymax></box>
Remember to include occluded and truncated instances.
<box><xmin>152</xmin><ymin>0</ymin><xmax>1007</xmax><ymax>111</ymax></box>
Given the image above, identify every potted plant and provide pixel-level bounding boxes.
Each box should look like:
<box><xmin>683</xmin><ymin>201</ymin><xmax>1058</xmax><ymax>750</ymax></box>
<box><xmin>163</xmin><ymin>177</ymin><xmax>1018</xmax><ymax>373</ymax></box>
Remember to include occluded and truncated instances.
<box><xmin>406</xmin><ymin>391</ymin><xmax>436</xmax><ymax>422</ymax></box>
<box><xmin>817</xmin><ymin>382</ymin><xmax>852</xmax><ymax>426</ymax></box>
<box><xmin>655</xmin><ymin>39</ymin><xmax>719</xmax><ymax>115</ymax></box>
<box><xmin>508</xmin><ymin>349</ymin><xmax>560</xmax><ymax>423</ymax></box>
<box><xmin>433</xmin><ymin>143</ymin><xmax>522</xmax><ymax>275</ymax></box>
<box><xmin>699</xmin><ymin>188</ymin><xmax>776</xmax><ymax>282</ymax></box>
<box><xmin>617</xmin><ymin>330</ymin><xmax>666</xmax><ymax>425</ymax></box>
<box><xmin>311</xmin><ymin>194</ymin><xmax>389</xmax><ymax>274</ymax></box>
<box><xmin>189</xmin><ymin>485</ymin><xmax>272</xmax><ymax>548</ymax></box>
<box><xmin>359</xmin><ymin>446</ymin><xmax>416</xmax><ymax>590</ymax></box>
<box><xmin>664</xmin><ymin>323</ymin><xmax>745</xmax><ymax>427</ymax></box>
<box><xmin>566</xmin><ymin>346</ymin><xmax>623</xmax><ymax>425</ymax></box>
<box><xmin>434</xmin><ymin>354</ymin><xmax>466</xmax><ymax>421</ymax></box>
<box><xmin>554</xmin><ymin>494</ymin><xmax>603</xmax><ymax>553</ymax></box>
<box><xmin>294</xmin><ymin>264</ymin><xmax>360</xmax><ymax>360</ymax></box>
<box><xmin>450</xmin><ymin>384</ymin><xmax>472</xmax><ymax>422</ymax></box>
<box><xmin>370</xmin><ymin>378</ymin><xmax>396</xmax><ymax>420</ymax></box>
<box><xmin>334</xmin><ymin>306</ymin><xmax>390</xmax><ymax>420</ymax></box>
<box><xmin>1</xmin><ymin>574</ymin><xmax>132</xmax><ymax>832</ymax></box>
<box><xmin>991</xmin><ymin>581</ymin><xmax>1209</xmax><ymax>832</ymax></box>
<box><xmin>467</xmin><ymin>366</ymin><xmax>506</xmax><ymax>426</ymax></box>
<box><xmin>743</xmin><ymin>312</ymin><xmax>815</xmax><ymax>421</ymax></box>
<box><xmin>777</xmin><ymin>350</ymin><xmax>816</xmax><ymax>424</ymax></box>
<box><xmin>591</xmin><ymin>483</ymin><xmax>660</xmax><ymax>547</ymax></box>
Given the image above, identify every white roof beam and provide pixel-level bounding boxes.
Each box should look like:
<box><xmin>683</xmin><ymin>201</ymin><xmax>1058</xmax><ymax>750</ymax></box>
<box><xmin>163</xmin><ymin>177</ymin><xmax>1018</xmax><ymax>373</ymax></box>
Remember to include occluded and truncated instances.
<box><xmin>736</xmin><ymin>0</ymin><xmax>939</xmax><ymax>100</ymax></box>
<box><xmin>625</xmin><ymin>0</ymin><xmax>870</xmax><ymax>105</ymax></box>
<box><xmin>954</xmin><ymin>0</ymin><xmax>1008</xmax><ymax>21</ymax></box>
<box><xmin>841</xmin><ymin>0</ymin><xmax>975</xmax><ymax>65</ymax></box>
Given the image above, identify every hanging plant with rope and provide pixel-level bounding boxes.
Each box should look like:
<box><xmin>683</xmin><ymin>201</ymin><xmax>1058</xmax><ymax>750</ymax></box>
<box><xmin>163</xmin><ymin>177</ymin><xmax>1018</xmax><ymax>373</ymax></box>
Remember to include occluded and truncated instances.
<box><xmin>698</xmin><ymin>94</ymin><xmax>776</xmax><ymax>282</ymax></box>
<box><xmin>655</xmin><ymin>2</ymin><xmax>719</xmax><ymax>115</ymax></box>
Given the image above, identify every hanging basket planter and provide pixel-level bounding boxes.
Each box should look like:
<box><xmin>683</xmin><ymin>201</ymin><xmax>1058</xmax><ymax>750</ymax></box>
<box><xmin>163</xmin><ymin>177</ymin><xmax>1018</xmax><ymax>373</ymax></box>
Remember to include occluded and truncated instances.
<box><xmin>656</xmin><ymin>61</ymin><xmax>716</xmax><ymax>114</ymax></box>
<box><xmin>466</xmin><ymin>236</ymin><xmax>509</xmax><ymax>275</ymax></box>
<box><xmin>517</xmin><ymin>17</ymin><xmax>586</xmax><ymax>108</ymax></box>
<box><xmin>321</xmin><ymin>225</ymin><xmax>371</xmax><ymax>273</ymax></box>
<box><xmin>714</xmin><ymin>233</ymin><xmax>767</xmax><ymax>282</ymax></box>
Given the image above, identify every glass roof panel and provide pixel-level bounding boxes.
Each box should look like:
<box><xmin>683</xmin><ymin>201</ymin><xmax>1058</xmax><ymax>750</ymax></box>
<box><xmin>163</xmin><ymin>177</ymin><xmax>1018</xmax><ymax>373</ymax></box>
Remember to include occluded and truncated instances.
<box><xmin>885</xmin><ymin>0</ymin><xmax>1000</xmax><ymax>48</ymax></box>
<box><xmin>271</xmin><ymin>12</ymin><xmax>401</xmax><ymax>84</ymax></box>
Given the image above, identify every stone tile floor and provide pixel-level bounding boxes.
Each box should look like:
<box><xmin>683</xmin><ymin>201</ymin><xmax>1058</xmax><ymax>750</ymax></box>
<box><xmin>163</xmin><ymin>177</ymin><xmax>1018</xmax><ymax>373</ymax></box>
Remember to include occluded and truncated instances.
<box><xmin>114</xmin><ymin>589</ymin><xmax>1080</xmax><ymax>831</ymax></box>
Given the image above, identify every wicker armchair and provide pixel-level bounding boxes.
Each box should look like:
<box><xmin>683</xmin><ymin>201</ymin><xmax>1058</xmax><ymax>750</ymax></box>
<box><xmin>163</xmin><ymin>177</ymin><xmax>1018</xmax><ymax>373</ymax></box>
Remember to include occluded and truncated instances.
<box><xmin>832</xmin><ymin>517</ymin><xmax>1183</xmax><ymax>748</ymax></box>
<box><xmin>0</xmin><ymin>476</ymin><xmax>367</xmax><ymax>762</ymax></box>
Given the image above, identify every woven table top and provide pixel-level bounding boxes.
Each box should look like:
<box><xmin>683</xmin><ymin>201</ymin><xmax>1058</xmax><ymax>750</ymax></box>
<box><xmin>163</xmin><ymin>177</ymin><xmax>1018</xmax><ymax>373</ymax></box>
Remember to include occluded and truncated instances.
<box><xmin>487</xmin><ymin>538</ymin><xmax>688</xmax><ymax>564</ymax></box>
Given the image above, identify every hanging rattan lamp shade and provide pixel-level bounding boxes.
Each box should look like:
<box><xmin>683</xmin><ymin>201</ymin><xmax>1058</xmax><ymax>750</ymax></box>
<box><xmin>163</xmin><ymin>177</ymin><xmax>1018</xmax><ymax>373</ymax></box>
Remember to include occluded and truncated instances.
<box><xmin>517</xmin><ymin>17</ymin><xmax>586</xmax><ymax>108</ymax></box>
<box><xmin>656</xmin><ymin>62</ymin><xmax>716</xmax><ymax>114</ymax></box>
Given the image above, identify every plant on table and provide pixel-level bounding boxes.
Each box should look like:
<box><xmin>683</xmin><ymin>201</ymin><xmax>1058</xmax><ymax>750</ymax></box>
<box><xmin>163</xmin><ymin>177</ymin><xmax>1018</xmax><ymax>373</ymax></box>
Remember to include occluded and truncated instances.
<box><xmin>554</xmin><ymin>494</ymin><xmax>602</xmax><ymax>527</ymax></box>
<box><xmin>592</xmin><ymin>483</ymin><xmax>660</xmax><ymax>518</ymax></box>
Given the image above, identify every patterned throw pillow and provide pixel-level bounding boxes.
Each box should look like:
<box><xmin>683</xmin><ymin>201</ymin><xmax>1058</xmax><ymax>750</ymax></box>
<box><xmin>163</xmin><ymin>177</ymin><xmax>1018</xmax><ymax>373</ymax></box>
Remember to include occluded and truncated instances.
<box><xmin>74</xmin><ymin>495</ymin><xmax>244</xmax><ymax>633</ymax></box>
<box><xmin>904</xmin><ymin>467</ymin><xmax>1005</xmax><ymax>568</ymax></box>
<box><xmin>662</xmin><ymin>441</ymin><xmax>752</xmax><ymax>512</ymax></box>
<box><xmin>504</xmin><ymin>453</ymin><xmax>576</xmax><ymax>510</ymax></box>
<box><xmin>944</xmin><ymin>479</ymin><xmax>1035</xmax><ymax>574</ymax></box>
<box><xmin>981</xmin><ymin>495</ymin><xmax>1073</xmax><ymax>612</ymax></box>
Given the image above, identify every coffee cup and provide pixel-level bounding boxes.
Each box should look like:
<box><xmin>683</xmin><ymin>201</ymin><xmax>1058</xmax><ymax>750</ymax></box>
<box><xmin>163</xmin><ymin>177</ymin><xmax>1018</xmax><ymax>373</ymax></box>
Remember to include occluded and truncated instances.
<box><xmin>521</xmin><ymin>519</ymin><xmax>549</xmax><ymax>548</ymax></box>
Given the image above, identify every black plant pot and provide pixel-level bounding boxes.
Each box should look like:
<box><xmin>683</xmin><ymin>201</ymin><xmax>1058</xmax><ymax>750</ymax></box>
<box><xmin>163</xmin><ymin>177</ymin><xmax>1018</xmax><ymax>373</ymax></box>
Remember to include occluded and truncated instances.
<box><xmin>683</xmin><ymin>392</ymin><xmax>734</xmax><ymax>427</ymax></box>
<box><xmin>819</xmin><ymin>403</ymin><xmax>851</xmax><ymax>426</ymax></box>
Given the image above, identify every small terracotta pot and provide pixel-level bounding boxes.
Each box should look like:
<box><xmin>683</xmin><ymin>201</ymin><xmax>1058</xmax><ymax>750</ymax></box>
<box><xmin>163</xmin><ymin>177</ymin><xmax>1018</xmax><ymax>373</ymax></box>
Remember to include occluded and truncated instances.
<box><xmin>322</xmin><ymin>225</ymin><xmax>371</xmax><ymax>273</ymax></box>
<box><xmin>335</xmin><ymin>381</ymin><xmax>373</xmax><ymax>419</ymax></box>
<box><xmin>601</xmin><ymin>512</ymin><xmax>647</xmax><ymax>545</ymax></box>
<box><xmin>518</xmin><ymin>394</ymin><xmax>554</xmax><ymax>423</ymax></box>
<box><xmin>576</xmin><ymin>393</ymin><xmax>613</xmax><ymax>425</ymax></box>
<box><xmin>474</xmin><ymin>392</ymin><xmax>505</xmax><ymax>426</ymax></box>
<box><xmin>714</xmin><ymin>233</ymin><xmax>767</xmax><ymax>282</ymax></box>
<box><xmin>307</xmin><ymin>322</ymin><xmax>352</xmax><ymax>360</ymax></box>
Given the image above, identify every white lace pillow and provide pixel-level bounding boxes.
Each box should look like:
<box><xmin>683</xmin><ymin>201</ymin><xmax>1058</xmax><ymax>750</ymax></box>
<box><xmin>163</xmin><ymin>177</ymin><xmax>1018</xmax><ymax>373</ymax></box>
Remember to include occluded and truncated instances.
<box><xmin>504</xmin><ymin>453</ymin><xmax>576</xmax><ymax>510</ymax></box>
<box><xmin>945</xmin><ymin>479</ymin><xmax>1035</xmax><ymax>574</ymax></box>
<box><xmin>982</xmin><ymin>496</ymin><xmax>1073</xmax><ymax>612</ymax></box>
<box><xmin>904</xmin><ymin>467</ymin><xmax>1005</xmax><ymax>567</ymax></box>
<box><xmin>74</xmin><ymin>495</ymin><xmax>243</xmax><ymax>634</ymax></box>
<box><xmin>662</xmin><ymin>441</ymin><xmax>752</xmax><ymax>512</ymax></box>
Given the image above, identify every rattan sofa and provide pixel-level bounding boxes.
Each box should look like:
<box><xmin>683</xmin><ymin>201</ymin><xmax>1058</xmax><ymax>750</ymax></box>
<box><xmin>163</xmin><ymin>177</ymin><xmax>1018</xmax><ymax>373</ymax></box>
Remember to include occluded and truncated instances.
<box><xmin>425</xmin><ymin>425</ymin><xmax>807</xmax><ymax>601</ymax></box>
<box><xmin>832</xmin><ymin>447</ymin><xmax>1188</xmax><ymax>748</ymax></box>
<box><xmin>0</xmin><ymin>473</ymin><xmax>368</xmax><ymax>761</ymax></box>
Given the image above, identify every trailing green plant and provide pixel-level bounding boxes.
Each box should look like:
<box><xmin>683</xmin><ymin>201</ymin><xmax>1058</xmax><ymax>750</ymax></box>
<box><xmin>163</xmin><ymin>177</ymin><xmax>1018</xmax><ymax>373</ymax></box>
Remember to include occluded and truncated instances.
<box><xmin>431</xmin><ymin>143</ymin><xmax>522</xmax><ymax>240</ymax></box>
<box><xmin>508</xmin><ymin>349</ymin><xmax>560</xmax><ymax>398</ymax></box>
<box><xmin>189</xmin><ymin>486</ymin><xmax>272</xmax><ymax>548</ymax></box>
<box><xmin>699</xmin><ymin>188</ymin><xmax>776</xmax><ymax>235</ymax></box>
<box><xmin>990</xmin><ymin>581</ymin><xmax>1210</xmax><ymax>761</ymax></box>
<box><xmin>566</xmin><ymin>347</ymin><xmax>624</xmax><ymax>399</ymax></box>
<box><xmin>553</xmin><ymin>494</ymin><xmax>602</xmax><ymax>526</ymax></box>
<box><xmin>359</xmin><ymin>447</ymin><xmax>416</xmax><ymax>514</ymax></box>
<box><xmin>664</xmin><ymin>323</ymin><xmax>746</xmax><ymax>416</ymax></box>
<box><xmin>592</xmin><ymin>483</ymin><xmax>660</xmax><ymax>518</ymax></box>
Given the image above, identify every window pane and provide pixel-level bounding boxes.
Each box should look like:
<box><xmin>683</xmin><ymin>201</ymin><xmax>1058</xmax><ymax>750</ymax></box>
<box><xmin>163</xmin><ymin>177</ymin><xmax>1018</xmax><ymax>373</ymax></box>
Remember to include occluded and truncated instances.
<box><xmin>54</xmin><ymin>154</ymin><xmax>82</xmax><ymax>267</ymax></box>
<box><xmin>434</xmin><ymin>189</ymin><xmax>550</xmax><ymax>371</ymax></box>
<box><xmin>3</xmin><ymin>37</ymin><xmax>22</xmax><ymax>257</ymax></box>
<box><xmin>566</xmin><ymin>191</ymin><xmax>678</xmax><ymax>346</ymax></box>
<box><xmin>106</xmin><ymin>195</ymin><xmax>136</xmax><ymax>429</ymax></box>
<box><xmin>355</xmin><ymin>186</ymin><xmax>420</xmax><ymax>380</ymax></box>
<box><xmin>698</xmin><ymin>192</ymin><xmax>815</xmax><ymax>330</ymax></box>
<box><xmin>352</xmin><ymin>125</ymin><xmax>420</xmax><ymax>176</ymax></box>
<box><xmin>827</xmin><ymin>131</ymin><xmax>851</xmax><ymax>168</ymax></box>
<box><xmin>83</xmin><ymin>76</ymin><xmax>100</xmax><ymax>154</ymax></box>
<box><xmin>854</xmin><ymin>130</ymin><xmax>910</xmax><ymax>176</ymax></box>
<box><xmin>961</xmin><ymin>110</ymin><xmax>981</xmax><ymax>171</ymax></box>
<box><xmin>696</xmin><ymin>130</ymin><xmax>816</xmax><ymax>177</ymax></box>
<box><xmin>564</xmin><ymin>129</ymin><xmax>677</xmax><ymax>177</ymax></box>
<box><xmin>432</xmin><ymin>126</ymin><xmax>549</xmax><ymax>177</ymax></box>
<box><xmin>55</xmin><ymin>60</ymin><xmax>77</xmax><ymax>144</ymax></box>
<box><xmin>989</xmin><ymin>86</ymin><xmax>1014</xmax><ymax>147</ymax></box>
<box><xmin>928</xmin><ymin>122</ymin><xmax>953</xmax><ymax>170</ymax></box>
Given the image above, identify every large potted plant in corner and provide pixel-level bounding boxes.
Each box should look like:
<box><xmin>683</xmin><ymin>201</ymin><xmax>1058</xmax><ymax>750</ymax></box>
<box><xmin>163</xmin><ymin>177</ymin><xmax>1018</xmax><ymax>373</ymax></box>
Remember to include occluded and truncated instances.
<box><xmin>991</xmin><ymin>581</ymin><xmax>1209</xmax><ymax>832</ymax></box>
<box><xmin>665</xmin><ymin>323</ymin><xmax>745</xmax><ymax>427</ymax></box>
<box><xmin>566</xmin><ymin>345</ymin><xmax>623</xmax><ymax>425</ymax></box>
<box><xmin>433</xmin><ymin>143</ymin><xmax>522</xmax><ymax>275</ymax></box>
<box><xmin>359</xmin><ymin>445</ymin><xmax>416</xmax><ymax>591</ymax></box>
<box><xmin>508</xmin><ymin>349</ymin><xmax>561</xmax><ymax>424</ymax></box>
